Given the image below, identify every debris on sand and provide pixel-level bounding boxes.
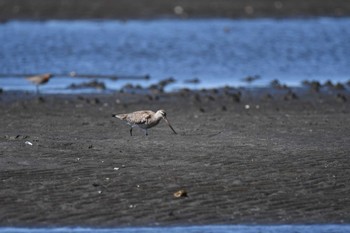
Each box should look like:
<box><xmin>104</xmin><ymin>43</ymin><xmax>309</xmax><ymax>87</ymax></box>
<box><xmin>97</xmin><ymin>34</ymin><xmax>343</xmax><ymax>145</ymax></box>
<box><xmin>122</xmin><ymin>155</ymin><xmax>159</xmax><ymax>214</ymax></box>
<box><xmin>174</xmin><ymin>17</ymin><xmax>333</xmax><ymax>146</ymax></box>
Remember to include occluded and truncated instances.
<box><xmin>324</xmin><ymin>80</ymin><xmax>346</xmax><ymax>90</ymax></box>
<box><xmin>184</xmin><ymin>78</ymin><xmax>200</xmax><ymax>84</ymax></box>
<box><xmin>25</xmin><ymin>141</ymin><xmax>33</xmax><ymax>146</ymax></box>
<box><xmin>334</xmin><ymin>83</ymin><xmax>345</xmax><ymax>90</ymax></box>
<box><xmin>68</xmin><ymin>80</ymin><xmax>106</xmax><ymax>90</ymax></box>
<box><xmin>231</xmin><ymin>92</ymin><xmax>241</xmax><ymax>103</ymax></box>
<box><xmin>173</xmin><ymin>189</ymin><xmax>187</xmax><ymax>198</ymax></box>
<box><xmin>309</xmin><ymin>81</ymin><xmax>321</xmax><ymax>92</ymax></box>
<box><xmin>206</xmin><ymin>95</ymin><xmax>215</xmax><ymax>101</ymax></box>
<box><xmin>119</xmin><ymin>77</ymin><xmax>176</xmax><ymax>94</ymax></box>
<box><xmin>120</xmin><ymin>83</ymin><xmax>144</xmax><ymax>94</ymax></box>
<box><xmin>284</xmin><ymin>91</ymin><xmax>298</xmax><ymax>101</ymax></box>
<box><xmin>242</xmin><ymin>75</ymin><xmax>260</xmax><ymax>83</ymax></box>
<box><xmin>336</xmin><ymin>93</ymin><xmax>347</xmax><ymax>102</ymax></box>
<box><xmin>5</xmin><ymin>135</ymin><xmax>29</xmax><ymax>140</ymax></box>
<box><xmin>324</xmin><ymin>80</ymin><xmax>334</xmax><ymax>88</ymax></box>
<box><xmin>223</xmin><ymin>89</ymin><xmax>241</xmax><ymax>103</ymax></box>
<box><xmin>158</xmin><ymin>77</ymin><xmax>176</xmax><ymax>87</ymax></box>
<box><xmin>193</xmin><ymin>93</ymin><xmax>201</xmax><ymax>102</ymax></box>
<box><xmin>270</xmin><ymin>79</ymin><xmax>289</xmax><ymax>90</ymax></box>
<box><xmin>262</xmin><ymin>93</ymin><xmax>273</xmax><ymax>100</ymax></box>
<box><xmin>149</xmin><ymin>77</ymin><xmax>176</xmax><ymax>93</ymax></box>
<box><xmin>302</xmin><ymin>80</ymin><xmax>321</xmax><ymax>92</ymax></box>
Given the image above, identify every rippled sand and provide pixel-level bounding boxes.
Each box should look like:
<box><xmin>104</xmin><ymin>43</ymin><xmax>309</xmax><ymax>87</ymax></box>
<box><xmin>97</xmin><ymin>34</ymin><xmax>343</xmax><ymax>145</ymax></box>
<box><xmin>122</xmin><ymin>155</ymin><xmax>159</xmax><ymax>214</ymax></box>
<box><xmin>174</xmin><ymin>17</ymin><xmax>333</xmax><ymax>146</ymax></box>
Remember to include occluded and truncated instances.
<box><xmin>0</xmin><ymin>88</ymin><xmax>349</xmax><ymax>226</ymax></box>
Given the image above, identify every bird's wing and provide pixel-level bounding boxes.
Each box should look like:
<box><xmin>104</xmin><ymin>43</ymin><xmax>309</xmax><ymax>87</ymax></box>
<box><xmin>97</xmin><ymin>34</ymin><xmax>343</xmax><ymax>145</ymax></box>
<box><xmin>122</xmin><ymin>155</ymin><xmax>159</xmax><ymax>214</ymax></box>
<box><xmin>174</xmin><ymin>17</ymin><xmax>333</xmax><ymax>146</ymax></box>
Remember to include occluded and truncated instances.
<box><xmin>26</xmin><ymin>76</ymin><xmax>41</xmax><ymax>83</ymax></box>
<box><xmin>129</xmin><ymin>111</ymin><xmax>152</xmax><ymax>124</ymax></box>
<box><xmin>26</xmin><ymin>74</ymin><xmax>50</xmax><ymax>84</ymax></box>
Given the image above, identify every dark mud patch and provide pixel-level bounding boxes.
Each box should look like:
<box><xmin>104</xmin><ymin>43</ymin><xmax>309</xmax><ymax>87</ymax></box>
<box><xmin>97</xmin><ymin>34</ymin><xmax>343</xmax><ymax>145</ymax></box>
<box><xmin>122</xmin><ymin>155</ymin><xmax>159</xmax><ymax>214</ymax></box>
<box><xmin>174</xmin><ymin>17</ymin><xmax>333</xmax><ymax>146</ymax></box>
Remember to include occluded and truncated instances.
<box><xmin>0</xmin><ymin>90</ymin><xmax>349</xmax><ymax>226</ymax></box>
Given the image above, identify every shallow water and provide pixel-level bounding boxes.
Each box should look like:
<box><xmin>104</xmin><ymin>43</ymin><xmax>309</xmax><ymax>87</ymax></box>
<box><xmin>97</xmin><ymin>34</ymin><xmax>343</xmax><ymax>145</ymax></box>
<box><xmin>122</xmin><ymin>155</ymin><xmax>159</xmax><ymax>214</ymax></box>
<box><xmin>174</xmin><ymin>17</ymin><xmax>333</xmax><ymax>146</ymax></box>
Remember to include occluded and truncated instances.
<box><xmin>0</xmin><ymin>18</ymin><xmax>349</xmax><ymax>93</ymax></box>
<box><xmin>2</xmin><ymin>225</ymin><xmax>350</xmax><ymax>233</ymax></box>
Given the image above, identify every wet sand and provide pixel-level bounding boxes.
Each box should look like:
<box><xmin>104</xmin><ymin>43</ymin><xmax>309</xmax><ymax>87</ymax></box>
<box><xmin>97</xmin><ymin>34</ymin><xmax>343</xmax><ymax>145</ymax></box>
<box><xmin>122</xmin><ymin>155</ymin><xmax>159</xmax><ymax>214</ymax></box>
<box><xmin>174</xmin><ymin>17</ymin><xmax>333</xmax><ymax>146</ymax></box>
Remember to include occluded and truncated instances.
<box><xmin>0</xmin><ymin>86</ymin><xmax>349</xmax><ymax>226</ymax></box>
<box><xmin>1</xmin><ymin>0</ymin><xmax>350</xmax><ymax>20</ymax></box>
<box><xmin>1</xmin><ymin>0</ymin><xmax>350</xmax><ymax>227</ymax></box>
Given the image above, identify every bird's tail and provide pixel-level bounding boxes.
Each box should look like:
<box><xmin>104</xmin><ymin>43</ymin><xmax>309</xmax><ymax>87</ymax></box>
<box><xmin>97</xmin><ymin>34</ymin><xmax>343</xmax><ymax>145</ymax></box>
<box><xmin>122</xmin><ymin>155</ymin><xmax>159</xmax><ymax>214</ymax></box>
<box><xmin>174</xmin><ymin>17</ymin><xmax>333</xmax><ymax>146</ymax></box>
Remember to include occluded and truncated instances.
<box><xmin>112</xmin><ymin>114</ymin><xmax>126</xmax><ymax>120</ymax></box>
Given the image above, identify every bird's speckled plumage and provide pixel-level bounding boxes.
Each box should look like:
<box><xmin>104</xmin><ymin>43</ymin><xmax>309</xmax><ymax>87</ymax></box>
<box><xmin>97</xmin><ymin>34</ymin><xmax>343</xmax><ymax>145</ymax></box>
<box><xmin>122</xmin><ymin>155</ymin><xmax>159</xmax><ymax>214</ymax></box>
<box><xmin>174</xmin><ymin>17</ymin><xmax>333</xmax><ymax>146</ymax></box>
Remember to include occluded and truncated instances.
<box><xmin>112</xmin><ymin>109</ymin><xmax>177</xmax><ymax>136</ymax></box>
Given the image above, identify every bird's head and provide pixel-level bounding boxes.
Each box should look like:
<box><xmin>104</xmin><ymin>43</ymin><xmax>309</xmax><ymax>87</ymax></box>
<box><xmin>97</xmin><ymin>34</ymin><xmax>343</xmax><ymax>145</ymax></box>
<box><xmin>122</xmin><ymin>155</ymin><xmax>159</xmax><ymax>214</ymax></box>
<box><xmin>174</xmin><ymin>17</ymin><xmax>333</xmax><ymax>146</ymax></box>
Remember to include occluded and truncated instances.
<box><xmin>156</xmin><ymin>109</ymin><xmax>167</xmax><ymax>118</ymax></box>
<box><xmin>156</xmin><ymin>109</ymin><xmax>177</xmax><ymax>134</ymax></box>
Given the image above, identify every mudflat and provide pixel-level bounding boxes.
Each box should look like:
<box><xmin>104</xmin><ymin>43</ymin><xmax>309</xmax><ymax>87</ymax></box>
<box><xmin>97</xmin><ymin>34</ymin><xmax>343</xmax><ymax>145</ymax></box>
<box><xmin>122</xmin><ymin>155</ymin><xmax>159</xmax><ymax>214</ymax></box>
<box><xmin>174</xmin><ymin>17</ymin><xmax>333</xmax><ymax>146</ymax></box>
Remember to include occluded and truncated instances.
<box><xmin>0</xmin><ymin>87</ymin><xmax>349</xmax><ymax>226</ymax></box>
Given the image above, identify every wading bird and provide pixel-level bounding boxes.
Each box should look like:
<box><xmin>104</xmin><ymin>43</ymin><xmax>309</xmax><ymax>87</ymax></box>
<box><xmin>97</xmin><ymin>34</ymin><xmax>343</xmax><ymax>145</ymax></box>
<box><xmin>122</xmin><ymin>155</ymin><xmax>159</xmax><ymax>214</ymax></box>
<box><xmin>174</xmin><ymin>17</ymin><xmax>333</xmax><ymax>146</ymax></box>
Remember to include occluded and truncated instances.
<box><xmin>112</xmin><ymin>109</ymin><xmax>177</xmax><ymax>136</ymax></box>
<box><xmin>26</xmin><ymin>73</ymin><xmax>52</xmax><ymax>94</ymax></box>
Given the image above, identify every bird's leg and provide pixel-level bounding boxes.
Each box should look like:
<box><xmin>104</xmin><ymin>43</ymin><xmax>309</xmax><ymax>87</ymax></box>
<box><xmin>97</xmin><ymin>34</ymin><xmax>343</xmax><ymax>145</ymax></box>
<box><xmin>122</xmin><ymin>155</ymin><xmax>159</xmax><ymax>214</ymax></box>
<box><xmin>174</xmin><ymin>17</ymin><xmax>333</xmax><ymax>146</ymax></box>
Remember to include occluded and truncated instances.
<box><xmin>36</xmin><ymin>85</ymin><xmax>39</xmax><ymax>95</ymax></box>
<box><xmin>145</xmin><ymin>129</ymin><xmax>148</xmax><ymax>136</ymax></box>
<box><xmin>129</xmin><ymin>127</ymin><xmax>133</xmax><ymax>136</ymax></box>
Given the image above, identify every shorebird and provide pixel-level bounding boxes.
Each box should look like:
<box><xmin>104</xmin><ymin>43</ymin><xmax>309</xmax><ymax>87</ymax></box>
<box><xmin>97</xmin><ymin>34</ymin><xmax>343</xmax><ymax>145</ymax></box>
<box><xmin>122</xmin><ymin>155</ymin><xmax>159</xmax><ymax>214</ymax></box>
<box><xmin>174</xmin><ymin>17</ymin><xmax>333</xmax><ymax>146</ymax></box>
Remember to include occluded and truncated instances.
<box><xmin>112</xmin><ymin>109</ymin><xmax>177</xmax><ymax>136</ymax></box>
<box><xmin>26</xmin><ymin>73</ymin><xmax>52</xmax><ymax>94</ymax></box>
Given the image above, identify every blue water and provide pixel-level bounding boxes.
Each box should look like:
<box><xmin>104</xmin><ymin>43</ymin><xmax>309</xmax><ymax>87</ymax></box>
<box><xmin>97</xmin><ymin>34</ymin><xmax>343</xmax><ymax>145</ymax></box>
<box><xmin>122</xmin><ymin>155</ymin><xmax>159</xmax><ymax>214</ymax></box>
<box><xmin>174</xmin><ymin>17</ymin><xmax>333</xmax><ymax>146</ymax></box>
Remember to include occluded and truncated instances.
<box><xmin>1</xmin><ymin>225</ymin><xmax>350</xmax><ymax>233</ymax></box>
<box><xmin>0</xmin><ymin>18</ymin><xmax>349</xmax><ymax>93</ymax></box>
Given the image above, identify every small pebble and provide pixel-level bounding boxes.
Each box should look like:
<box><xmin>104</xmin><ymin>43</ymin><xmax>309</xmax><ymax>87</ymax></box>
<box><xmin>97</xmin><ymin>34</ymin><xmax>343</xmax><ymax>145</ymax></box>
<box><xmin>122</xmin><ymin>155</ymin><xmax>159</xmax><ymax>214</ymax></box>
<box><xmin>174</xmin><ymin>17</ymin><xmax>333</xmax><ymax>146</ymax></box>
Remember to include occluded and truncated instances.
<box><xmin>174</xmin><ymin>189</ymin><xmax>188</xmax><ymax>198</ymax></box>
<box><xmin>25</xmin><ymin>141</ymin><xmax>33</xmax><ymax>146</ymax></box>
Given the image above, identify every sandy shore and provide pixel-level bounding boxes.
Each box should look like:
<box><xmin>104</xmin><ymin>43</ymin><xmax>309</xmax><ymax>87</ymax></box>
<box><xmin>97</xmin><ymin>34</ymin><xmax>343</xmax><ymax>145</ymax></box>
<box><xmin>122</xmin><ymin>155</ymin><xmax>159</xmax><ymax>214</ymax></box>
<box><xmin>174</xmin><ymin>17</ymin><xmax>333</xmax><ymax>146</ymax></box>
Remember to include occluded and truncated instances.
<box><xmin>1</xmin><ymin>0</ymin><xmax>349</xmax><ymax>226</ymax></box>
<box><xmin>0</xmin><ymin>86</ymin><xmax>349</xmax><ymax>226</ymax></box>
<box><xmin>1</xmin><ymin>0</ymin><xmax>350</xmax><ymax>20</ymax></box>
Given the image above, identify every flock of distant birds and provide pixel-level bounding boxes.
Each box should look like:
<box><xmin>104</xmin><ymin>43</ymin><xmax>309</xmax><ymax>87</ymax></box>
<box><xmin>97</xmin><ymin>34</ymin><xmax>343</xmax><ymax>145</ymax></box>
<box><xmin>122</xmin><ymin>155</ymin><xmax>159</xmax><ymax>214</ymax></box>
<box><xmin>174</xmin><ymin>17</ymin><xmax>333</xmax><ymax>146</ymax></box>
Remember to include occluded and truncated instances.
<box><xmin>21</xmin><ymin>73</ymin><xmax>260</xmax><ymax>136</ymax></box>
<box><xmin>7</xmin><ymin>72</ymin><xmax>350</xmax><ymax>136</ymax></box>
<box><xmin>23</xmin><ymin>72</ymin><xmax>151</xmax><ymax>94</ymax></box>
<box><xmin>23</xmin><ymin>73</ymin><xmax>175</xmax><ymax>135</ymax></box>
<box><xmin>23</xmin><ymin>72</ymin><xmax>177</xmax><ymax>136</ymax></box>
<box><xmin>0</xmin><ymin>72</ymin><xmax>260</xmax><ymax>95</ymax></box>
<box><xmin>23</xmin><ymin>72</ymin><xmax>260</xmax><ymax>95</ymax></box>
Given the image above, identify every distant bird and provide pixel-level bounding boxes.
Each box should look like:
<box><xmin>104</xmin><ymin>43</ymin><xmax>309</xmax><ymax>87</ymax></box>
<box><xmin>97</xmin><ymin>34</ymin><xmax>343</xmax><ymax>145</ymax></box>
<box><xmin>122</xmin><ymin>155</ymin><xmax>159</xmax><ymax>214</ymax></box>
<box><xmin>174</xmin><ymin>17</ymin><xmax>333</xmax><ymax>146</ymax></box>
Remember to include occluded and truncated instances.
<box><xmin>26</xmin><ymin>73</ymin><xmax>52</xmax><ymax>94</ymax></box>
<box><xmin>242</xmin><ymin>75</ymin><xmax>260</xmax><ymax>84</ymax></box>
<box><xmin>112</xmin><ymin>109</ymin><xmax>177</xmax><ymax>136</ymax></box>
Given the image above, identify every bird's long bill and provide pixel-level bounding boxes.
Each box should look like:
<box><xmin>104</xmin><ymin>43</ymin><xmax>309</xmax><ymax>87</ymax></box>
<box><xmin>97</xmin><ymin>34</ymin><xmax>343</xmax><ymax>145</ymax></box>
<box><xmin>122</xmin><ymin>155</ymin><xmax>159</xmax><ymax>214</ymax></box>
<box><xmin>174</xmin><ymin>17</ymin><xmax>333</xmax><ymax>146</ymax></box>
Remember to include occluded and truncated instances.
<box><xmin>163</xmin><ymin>117</ymin><xmax>177</xmax><ymax>134</ymax></box>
